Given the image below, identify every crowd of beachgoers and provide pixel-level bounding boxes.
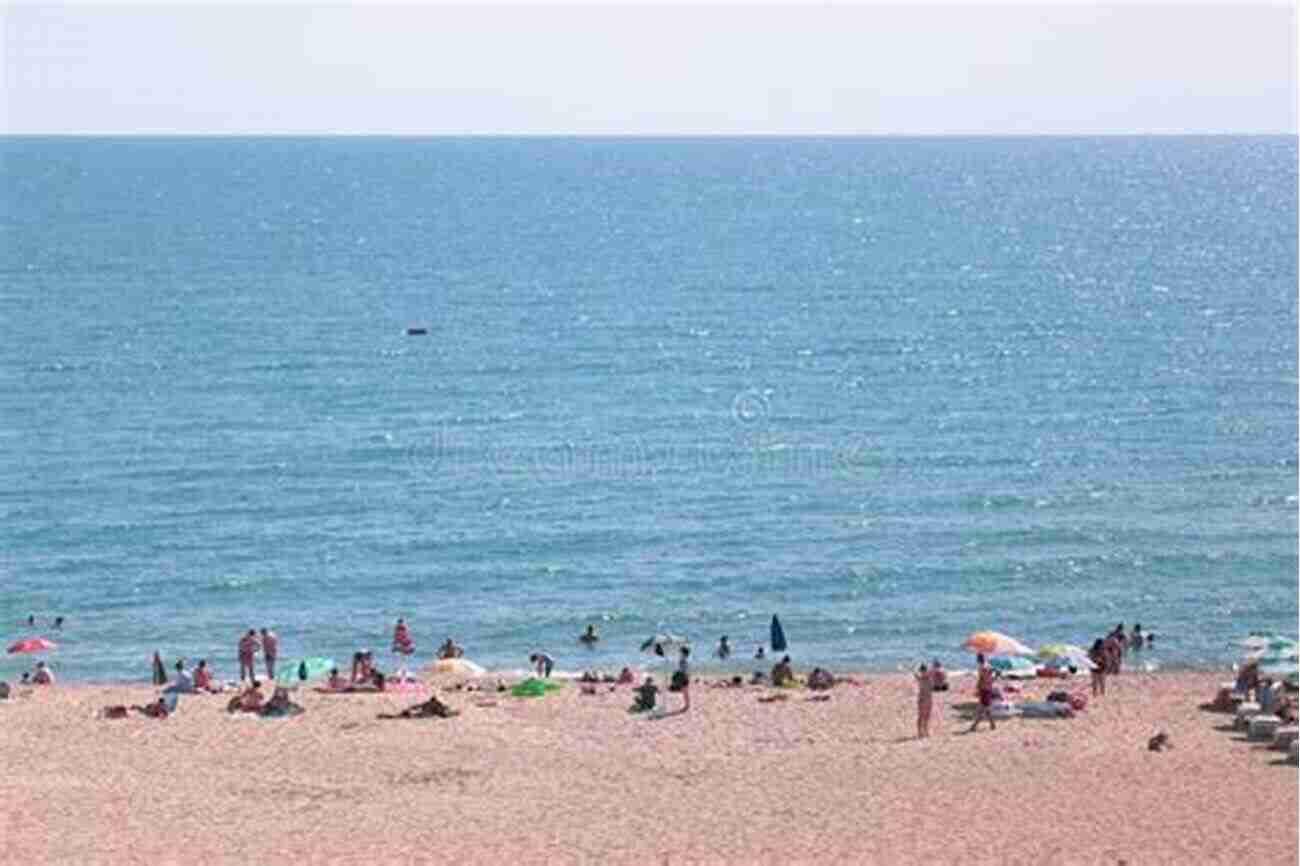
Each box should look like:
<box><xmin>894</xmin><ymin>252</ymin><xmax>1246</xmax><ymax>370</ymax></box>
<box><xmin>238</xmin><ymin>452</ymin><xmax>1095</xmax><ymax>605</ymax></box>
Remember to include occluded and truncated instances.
<box><xmin>7</xmin><ymin>613</ymin><xmax>1296</xmax><ymax>752</ymax></box>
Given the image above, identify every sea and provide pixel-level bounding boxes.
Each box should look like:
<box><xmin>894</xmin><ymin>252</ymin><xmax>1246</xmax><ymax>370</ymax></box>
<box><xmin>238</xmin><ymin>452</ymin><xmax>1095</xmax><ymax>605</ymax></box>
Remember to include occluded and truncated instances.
<box><xmin>1</xmin><ymin>136</ymin><xmax>1296</xmax><ymax>682</ymax></box>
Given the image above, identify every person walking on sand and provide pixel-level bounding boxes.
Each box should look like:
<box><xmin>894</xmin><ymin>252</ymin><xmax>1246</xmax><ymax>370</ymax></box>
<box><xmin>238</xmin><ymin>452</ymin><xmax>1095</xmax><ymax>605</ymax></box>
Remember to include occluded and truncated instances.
<box><xmin>260</xmin><ymin>628</ymin><xmax>279</xmax><ymax>679</ymax></box>
<box><xmin>1089</xmin><ymin>638</ymin><xmax>1107</xmax><ymax>697</ymax></box>
<box><xmin>672</xmin><ymin>646</ymin><xmax>691</xmax><ymax>712</ymax></box>
<box><xmin>915</xmin><ymin>663</ymin><xmax>934</xmax><ymax>738</ymax></box>
<box><xmin>968</xmin><ymin>654</ymin><xmax>997</xmax><ymax>732</ymax></box>
<box><xmin>238</xmin><ymin>629</ymin><xmax>261</xmax><ymax>682</ymax></box>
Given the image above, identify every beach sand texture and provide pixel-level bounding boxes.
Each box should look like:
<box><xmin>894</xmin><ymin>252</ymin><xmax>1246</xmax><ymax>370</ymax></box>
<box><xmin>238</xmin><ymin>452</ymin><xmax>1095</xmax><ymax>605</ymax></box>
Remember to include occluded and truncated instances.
<box><xmin>2</xmin><ymin>671</ymin><xmax>1294</xmax><ymax>865</ymax></box>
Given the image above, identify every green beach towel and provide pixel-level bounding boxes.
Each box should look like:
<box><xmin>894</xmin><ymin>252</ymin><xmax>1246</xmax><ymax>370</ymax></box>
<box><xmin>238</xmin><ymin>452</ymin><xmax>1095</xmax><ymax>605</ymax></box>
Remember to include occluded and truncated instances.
<box><xmin>509</xmin><ymin>677</ymin><xmax>564</xmax><ymax>698</ymax></box>
<box><xmin>275</xmin><ymin>657</ymin><xmax>335</xmax><ymax>684</ymax></box>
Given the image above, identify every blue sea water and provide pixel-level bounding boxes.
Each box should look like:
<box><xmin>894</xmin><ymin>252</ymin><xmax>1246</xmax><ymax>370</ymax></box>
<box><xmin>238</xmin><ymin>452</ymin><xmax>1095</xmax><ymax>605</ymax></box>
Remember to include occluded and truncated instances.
<box><xmin>1</xmin><ymin>136</ymin><xmax>1296</xmax><ymax>682</ymax></box>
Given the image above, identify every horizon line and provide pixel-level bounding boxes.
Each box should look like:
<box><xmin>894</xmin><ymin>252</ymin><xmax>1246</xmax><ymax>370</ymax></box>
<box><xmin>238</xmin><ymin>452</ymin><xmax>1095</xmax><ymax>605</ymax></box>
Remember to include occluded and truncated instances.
<box><xmin>2</xmin><ymin>131</ymin><xmax>1297</xmax><ymax>139</ymax></box>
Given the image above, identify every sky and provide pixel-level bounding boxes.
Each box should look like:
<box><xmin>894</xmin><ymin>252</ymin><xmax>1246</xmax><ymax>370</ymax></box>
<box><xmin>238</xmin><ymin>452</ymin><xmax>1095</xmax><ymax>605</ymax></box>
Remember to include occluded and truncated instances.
<box><xmin>2</xmin><ymin>2</ymin><xmax>1296</xmax><ymax>135</ymax></box>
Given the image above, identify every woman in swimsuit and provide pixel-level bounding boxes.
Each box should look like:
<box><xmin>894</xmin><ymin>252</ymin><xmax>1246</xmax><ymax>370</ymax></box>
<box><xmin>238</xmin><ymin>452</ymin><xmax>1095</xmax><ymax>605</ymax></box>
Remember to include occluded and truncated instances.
<box><xmin>1089</xmin><ymin>639</ymin><xmax>1108</xmax><ymax>697</ymax></box>
<box><xmin>967</xmin><ymin>654</ymin><xmax>997</xmax><ymax>732</ymax></box>
<box><xmin>915</xmin><ymin>664</ymin><xmax>934</xmax><ymax>738</ymax></box>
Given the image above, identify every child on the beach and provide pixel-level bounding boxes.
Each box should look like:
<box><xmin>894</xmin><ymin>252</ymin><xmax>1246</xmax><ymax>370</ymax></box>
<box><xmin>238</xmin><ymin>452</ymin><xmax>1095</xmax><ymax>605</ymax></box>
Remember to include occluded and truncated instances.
<box><xmin>915</xmin><ymin>664</ymin><xmax>933</xmax><ymax>738</ymax></box>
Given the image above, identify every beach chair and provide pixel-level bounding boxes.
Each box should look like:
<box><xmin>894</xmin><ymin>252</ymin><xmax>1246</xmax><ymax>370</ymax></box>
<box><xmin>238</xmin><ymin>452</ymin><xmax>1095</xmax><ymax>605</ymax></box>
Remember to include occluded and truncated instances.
<box><xmin>1247</xmin><ymin>715</ymin><xmax>1282</xmax><ymax>742</ymax></box>
<box><xmin>1270</xmin><ymin>726</ymin><xmax>1298</xmax><ymax>752</ymax></box>
<box><xmin>1235</xmin><ymin>702</ymin><xmax>1262</xmax><ymax>730</ymax></box>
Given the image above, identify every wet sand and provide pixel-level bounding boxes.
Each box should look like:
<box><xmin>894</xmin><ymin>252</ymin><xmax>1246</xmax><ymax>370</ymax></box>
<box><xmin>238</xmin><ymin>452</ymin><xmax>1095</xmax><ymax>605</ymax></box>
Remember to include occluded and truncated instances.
<box><xmin>1</xmin><ymin>670</ymin><xmax>1294</xmax><ymax>865</ymax></box>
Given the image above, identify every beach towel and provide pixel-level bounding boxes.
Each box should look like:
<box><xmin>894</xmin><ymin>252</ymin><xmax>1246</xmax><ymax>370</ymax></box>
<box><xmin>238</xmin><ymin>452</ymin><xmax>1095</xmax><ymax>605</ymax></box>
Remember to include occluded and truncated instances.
<box><xmin>510</xmin><ymin>677</ymin><xmax>563</xmax><ymax>698</ymax></box>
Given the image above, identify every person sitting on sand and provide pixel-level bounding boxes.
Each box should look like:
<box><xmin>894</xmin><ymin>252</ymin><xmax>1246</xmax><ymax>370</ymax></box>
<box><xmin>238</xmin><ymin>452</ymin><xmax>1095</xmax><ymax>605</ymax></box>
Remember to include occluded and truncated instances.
<box><xmin>807</xmin><ymin>668</ymin><xmax>835</xmax><ymax>691</ymax></box>
<box><xmin>193</xmin><ymin>659</ymin><xmax>219</xmax><ymax>693</ymax></box>
<box><xmin>380</xmin><ymin>694</ymin><xmax>460</xmax><ymax>719</ymax></box>
<box><xmin>930</xmin><ymin>660</ymin><xmax>949</xmax><ymax>692</ymax></box>
<box><xmin>31</xmin><ymin>661</ymin><xmax>54</xmax><ymax>686</ymax></box>
<box><xmin>165</xmin><ymin>659</ymin><xmax>195</xmax><ymax>694</ymax></box>
<box><xmin>0</xmin><ymin>681</ymin><xmax>9</xmax><ymax>700</ymax></box>
<box><xmin>616</xmin><ymin>667</ymin><xmax>635</xmax><ymax>685</ymax></box>
<box><xmin>629</xmin><ymin>676</ymin><xmax>658</xmax><ymax>713</ymax></box>
<box><xmin>350</xmin><ymin>651</ymin><xmax>376</xmax><ymax>684</ymax></box>
<box><xmin>530</xmin><ymin>652</ymin><xmax>555</xmax><ymax>678</ymax></box>
<box><xmin>227</xmin><ymin>680</ymin><xmax>264</xmax><ymax>713</ymax></box>
<box><xmin>771</xmin><ymin>656</ymin><xmax>795</xmax><ymax>687</ymax></box>
<box><xmin>438</xmin><ymin>638</ymin><xmax>464</xmax><ymax>660</ymax></box>
<box><xmin>578</xmin><ymin>624</ymin><xmax>600</xmax><ymax>646</ymax></box>
<box><xmin>716</xmin><ymin>636</ymin><xmax>731</xmax><ymax>660</ymax></box>
<box><xmin>326</xmin><ymin>667</ymin><xmax>348</xmax><ymax>690</ymax></box>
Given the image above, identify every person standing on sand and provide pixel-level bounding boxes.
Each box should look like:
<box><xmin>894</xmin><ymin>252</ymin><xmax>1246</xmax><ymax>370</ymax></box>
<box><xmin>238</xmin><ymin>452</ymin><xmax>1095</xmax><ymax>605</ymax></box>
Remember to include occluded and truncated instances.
<box><xmin>672</xmin><ymin>646</ymin><xmax>691</xmax><ymax>712</ymax></box>
<box><xmin>915</xmin><ymin>664</ymin><xmax>934</xmax><ymax>738</ymax></box>
<box><xmin>1089</xmin><ymin>639</ymin><xmax>1107</xmax><ymax>697</ymax></box>
<box><xmin>238</xmin><ymin>629</ymin><xmax>260</xmax><ymax>682</ymax></box>
<box><xmin>260</xmin><ymin>628</ymin><xmax>279</xmax><ymax>679</ymax></box>
<box><xmin>968</xmin><ymin>654</ymin><xmax>997</xmax><ymax>732</ymax></box>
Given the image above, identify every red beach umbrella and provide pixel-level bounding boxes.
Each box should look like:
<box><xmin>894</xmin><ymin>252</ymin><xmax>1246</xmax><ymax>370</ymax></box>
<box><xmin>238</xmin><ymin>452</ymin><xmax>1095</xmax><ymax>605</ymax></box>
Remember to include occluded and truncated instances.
<box><xmin>8</xmin><ymin>637</ymin><xmax>57</xmax><ymax>654</ymax></box>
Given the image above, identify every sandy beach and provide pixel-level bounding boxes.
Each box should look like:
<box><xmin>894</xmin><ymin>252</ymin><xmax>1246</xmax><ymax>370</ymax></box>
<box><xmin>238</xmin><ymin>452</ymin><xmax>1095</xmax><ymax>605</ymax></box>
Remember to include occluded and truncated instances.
<box><xmin>1</xmin><ymin>669</ymin><xmax>1294</xmax><ymax>865</ymax></box>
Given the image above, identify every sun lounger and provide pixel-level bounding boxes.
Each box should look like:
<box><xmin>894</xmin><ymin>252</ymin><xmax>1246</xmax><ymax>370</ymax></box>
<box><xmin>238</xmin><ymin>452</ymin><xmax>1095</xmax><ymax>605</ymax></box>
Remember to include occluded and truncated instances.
<box><xmin>1271</xmin><ymin>726</ymin><xmax>1299</xmax><ymax>751</ymax></box>
<box><xmin>1019</xmin><ymin>701</ymin><xmax>1073</xmax><ymax>719</ymax></box>
<box><xmin>1248</xmin><ymin>715</ymin><xmax>1282</xmax><ymax>742</ymax></box>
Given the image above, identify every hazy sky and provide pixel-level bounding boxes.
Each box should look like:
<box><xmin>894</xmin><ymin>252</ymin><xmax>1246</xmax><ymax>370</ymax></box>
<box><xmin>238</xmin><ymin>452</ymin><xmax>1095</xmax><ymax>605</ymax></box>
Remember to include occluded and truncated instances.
<box><xmin>3</xmin><ymin>2</ymin><xmax>1296</xmax><ymax>134</ymax></box>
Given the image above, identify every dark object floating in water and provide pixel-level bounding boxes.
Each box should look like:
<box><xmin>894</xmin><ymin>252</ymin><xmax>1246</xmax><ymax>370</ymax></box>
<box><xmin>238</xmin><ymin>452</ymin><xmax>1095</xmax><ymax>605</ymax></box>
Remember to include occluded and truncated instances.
<box><xmin>406</xmin><ymin>327</ymin><xmax>429</xmax><ymax>336</ymax></box>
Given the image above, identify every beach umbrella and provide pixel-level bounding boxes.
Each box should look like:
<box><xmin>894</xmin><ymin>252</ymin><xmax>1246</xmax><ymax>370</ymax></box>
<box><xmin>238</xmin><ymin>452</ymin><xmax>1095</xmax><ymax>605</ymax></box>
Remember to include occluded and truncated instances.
<box><xmin>640</xmin><ymin>634</ymin><xmax>689</xmax><ymax>657</ymax></box>
<box><xmin>1243</xmin><ymin>638</ymin><xmax>1298</xmax><ymax>660</ymax></box>
<box><xmin>1238</xmin><ymin>634</ymin><xmax>1296</xmax><ymax>651</ymax></box>
<box><xmin>988</xmin><ymin>656</ymin><xmax>1036</xmax><ymax>672</ymax></box>
<box><xmin>426</xmin><ymin>657</ymin><xmax>486</xmax><ymax>677</ymax></box>
<box><xmin>962</xmin><ymin>631</ymin><xmax>1034</xmax><ymax>657</ymax></box>
<box><xmin>770</xmin><ymin>615</ymin><xmax>788</xmax><ymax>652</ymax></box>
<box><xmin>1036</xmin><ymin>643</ymin><xmax>1097</xmax><ymax>670</ymax></box>
<box><xmin>1256</xmin><ymin>653</ymin><xmax>1300</xmax><ymax>679</ymax></box>
<box><xmin>275</xmin><ymin>656</ymin><xmax>335</xmax><ymax>684</ymax></box>
<box><xmin>7</xmin><ymin>637</ymin><xmax>56</xmax><ymax>654</ymax></box>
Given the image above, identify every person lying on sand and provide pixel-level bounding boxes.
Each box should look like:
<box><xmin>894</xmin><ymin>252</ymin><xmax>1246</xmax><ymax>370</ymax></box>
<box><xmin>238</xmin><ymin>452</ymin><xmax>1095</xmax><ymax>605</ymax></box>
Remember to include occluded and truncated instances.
<box><xmin>259</xmin><ymin>687</ymin><xmax>304</xmax><ymax>717</ymax></box>
<box><xmin>133</xmin><ymin>698</ymin><xmax>170</xmax><ymax>719</ymax></box>
<box><xmin>629</xmin><ymin>677</ymin><xmax>658</xmax><ymax>713</ymax></box>
<box><xmin>379</xmin><ymin>694</ymin><xmax>459</xmax><ymax>719</ymax></box>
